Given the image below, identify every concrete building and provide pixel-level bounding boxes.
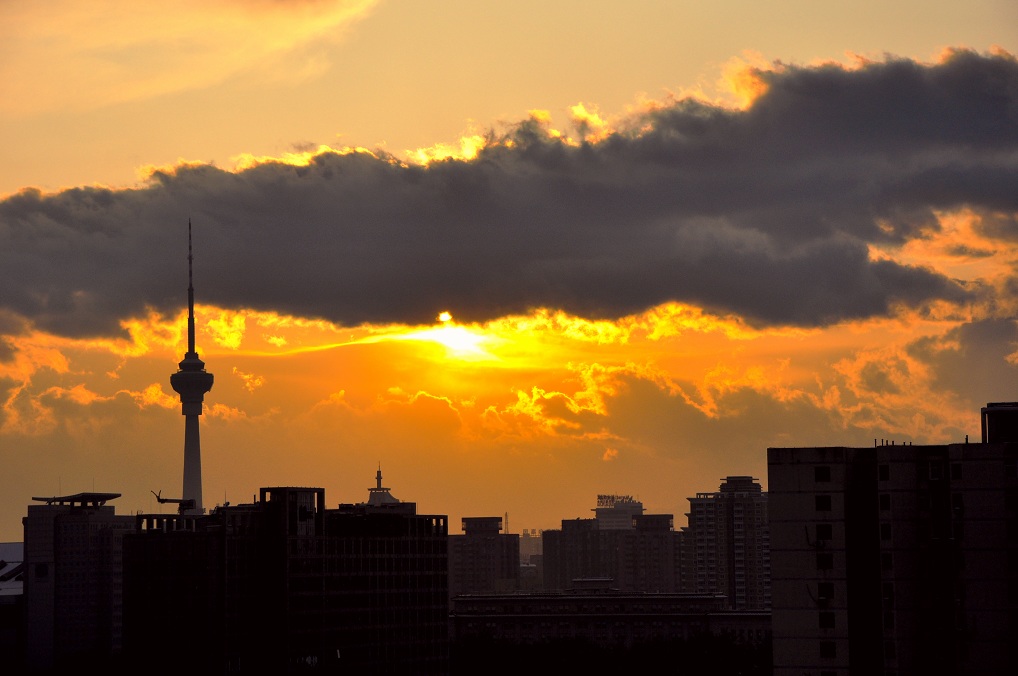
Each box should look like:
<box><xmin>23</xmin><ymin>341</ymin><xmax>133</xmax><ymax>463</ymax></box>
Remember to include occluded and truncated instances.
<box><xmin>768</xmin><ymin>402</ymin><xmax>1018</xmax><ymax>675</ymax></box>
<box><xmin>681</xmin><ymin>476</ymin><xmax>771</xmax><ymax>610</ymax></box>
<box><xmin>542</xmin><ymin>496</ymin><xmax>682</xmax><ymax>593</ymax></box>
<box><xmin>593</xmin><ymin>494</ymin><xmax>644</xmax><ymax>529</ymax></box>
<box><xmin>448</xmin><ymin>516</ymin><xmax>520</xmax><ymax>602</ymax></box>
<box><xmin>22</xmin><ymin>492</ymin><xmax>135</xmax><ymax>672</ymax></box>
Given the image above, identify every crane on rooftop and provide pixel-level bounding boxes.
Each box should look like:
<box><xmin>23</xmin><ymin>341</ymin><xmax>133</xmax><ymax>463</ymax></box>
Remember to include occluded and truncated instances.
<box><xmin>151</xmin><ymin>490</ymin><xmax>196</xmax><ymax>515</ymax></box>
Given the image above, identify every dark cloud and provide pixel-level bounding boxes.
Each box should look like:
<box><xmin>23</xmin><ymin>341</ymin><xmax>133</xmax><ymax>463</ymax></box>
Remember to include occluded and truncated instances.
<box><xmin>909</xmin><ymin>318</ymin><xmax>1018</xmax><ymax>406</ymax></box>
<box><xmin>1</xmin><ymin>49</ymin><xmax>1016</xmax><ymax>338</ymax></box>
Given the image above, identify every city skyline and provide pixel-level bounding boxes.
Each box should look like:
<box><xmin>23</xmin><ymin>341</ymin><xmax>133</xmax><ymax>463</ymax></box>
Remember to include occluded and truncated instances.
<box><xmin>2</xmin><ymin>2</ymin><xmax>1018</xmax><ymax>542</ymax></box>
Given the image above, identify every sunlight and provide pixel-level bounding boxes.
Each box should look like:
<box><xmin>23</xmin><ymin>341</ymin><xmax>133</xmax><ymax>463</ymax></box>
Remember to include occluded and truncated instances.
<box><xmin>396</xmin><ymin>324</ymin><xmax>499</xmax><ymax>361</ymax></box>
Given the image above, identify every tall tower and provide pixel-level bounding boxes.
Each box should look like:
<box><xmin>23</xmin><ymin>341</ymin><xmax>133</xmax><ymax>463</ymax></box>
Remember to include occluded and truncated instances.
<box><xmin>169</xmin><ymin>221</ymin><xmax>214</xmax><ymax>515</ymax></box>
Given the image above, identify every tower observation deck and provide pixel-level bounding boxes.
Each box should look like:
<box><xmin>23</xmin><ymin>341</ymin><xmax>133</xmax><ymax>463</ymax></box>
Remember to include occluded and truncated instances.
<box><xmin>169</xmin><ymin>221</ymin><xmax>214</xmax><ymax>515</ymax></box>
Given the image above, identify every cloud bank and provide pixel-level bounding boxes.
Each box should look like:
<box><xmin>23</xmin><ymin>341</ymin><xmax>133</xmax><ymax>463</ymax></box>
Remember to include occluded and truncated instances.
<box><xmin>2</xmin><ymin>49</ymin><xmax>1016</xmax><ymax>338</ymax></box>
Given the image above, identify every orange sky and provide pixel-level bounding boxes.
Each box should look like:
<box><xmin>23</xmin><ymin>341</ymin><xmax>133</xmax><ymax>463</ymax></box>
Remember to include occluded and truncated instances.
<box><xmin>2</xmin><ymin>1</ymin><xmax>1018</xmax><ymax>541</ymax></box>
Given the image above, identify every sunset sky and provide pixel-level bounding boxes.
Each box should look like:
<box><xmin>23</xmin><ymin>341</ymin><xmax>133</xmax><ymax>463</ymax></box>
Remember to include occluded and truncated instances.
<box><xmin>2</xmin><ymin>1</ymin><xmax>1018</xmax><ymax>542</ymax></box>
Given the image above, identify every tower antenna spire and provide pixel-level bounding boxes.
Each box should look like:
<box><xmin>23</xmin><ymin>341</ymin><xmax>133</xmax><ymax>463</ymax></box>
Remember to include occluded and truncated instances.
<box><xmin>187</xmin><ymin>218</ymin><xmax>196</xmax><ymax>356</ymax></box>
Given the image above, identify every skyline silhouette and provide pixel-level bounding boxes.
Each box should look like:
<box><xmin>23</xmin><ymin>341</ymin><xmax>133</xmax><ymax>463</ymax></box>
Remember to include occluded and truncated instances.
<box><xmin>2</xmin><ymin>4</ymin><xmax>1018</xmax><ymax>547</ymax></box>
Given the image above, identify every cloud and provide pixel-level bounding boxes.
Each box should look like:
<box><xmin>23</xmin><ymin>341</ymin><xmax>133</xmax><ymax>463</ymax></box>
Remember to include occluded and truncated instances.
<box><xmin>2</xmin><ymin>49</ymin><xmax>1016</xmax><ymax>339</ymax></box>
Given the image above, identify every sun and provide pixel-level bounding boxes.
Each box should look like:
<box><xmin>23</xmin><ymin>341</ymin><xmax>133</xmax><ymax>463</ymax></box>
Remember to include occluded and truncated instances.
<box><xmin>389</xmin><ymin>311</ymin><xmax>500</xmax><ymax>361</ymax></box>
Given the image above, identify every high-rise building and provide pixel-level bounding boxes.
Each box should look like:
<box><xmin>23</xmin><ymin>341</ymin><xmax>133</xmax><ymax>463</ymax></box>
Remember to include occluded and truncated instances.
<box><xmin>169</xmin><ymin>221</ymin><xmax>214</xmax><ymax>515</ymax></box>
<box><xmin>22</xmin><ymin>492</ymin><xmax>135</xmax><ymax>672</ymax></box>
<box><xmin>448</xmin><ymin>516</ymin><xmax>520</xmax><ymax>602</ymax></box>
<box><xmin>768</xmin><ymin>402</ymin><xmax>1018</xmax><ymax>675</ymax></box>
<box><xmin>680</xmin><ymin>476</ymin><xmax>771</xmax><ymax>610</ymax></box>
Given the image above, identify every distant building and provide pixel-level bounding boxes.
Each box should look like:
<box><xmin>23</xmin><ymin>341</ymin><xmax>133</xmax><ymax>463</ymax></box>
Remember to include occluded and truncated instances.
<box><xmin>448</xmin><ymin>516</ymin><xmax>520</xmax><ymax>603</ymax></box>
<box><xmin>767</xmin><ymin>401</ymin><xmax>1018</xmax><ymax>675</ymax></box>
<box><xmin>542</xmin><ymin>496</ymin><xmax>682</xmax><ymax>593</ymax></box>
<box><xmin>593</xmin><ymin>494</ymin><xmax>644</xmax><ymax>529</ymax></box>
<box><xmin>519</xmin><ymin>528</ymin><xmax>543</xmax><ymax>564</ymax></box>
<box><xmin>680</xmin><ymin>476</ymin><xmax>771</xmax><ymax>610</ymax></box>
<box><xmin>518</xmin><ymin>528</ymin><xmax>544</xmax><ymax>590</ymax></box>
<box><xmin>22</xmin><ymin>492</ymin><xmax>135</xmax><ymax>672</ymax></box>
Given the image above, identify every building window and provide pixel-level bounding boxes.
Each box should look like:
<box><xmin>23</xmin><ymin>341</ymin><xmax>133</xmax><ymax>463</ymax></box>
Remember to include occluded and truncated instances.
<box><xmin>818</xmin><ymin>582</ymin><xmax>834</xmax><ymax>601</ymax></box>
<box><xmin>816</xmin><ymin>523</ymin><xmax>833</xmax><ymax>541</ymax></box>
<box><xmin>885</xmin><ymin>641</ymin><xmax>897</xmax><ymax>659</ymax></box>
<box><xmin>880</xmin><ymin>522</ymin><xmax>892</xmax><ymax>540</ymax></box>
<box><xmin>879</xmin><ymin>493</ymin><xmax>891</xmax><ymax>511</ymax></box>
<box><xmin>817</xmin><ymin>552</ymin><xmax>834</xmax><ymax>570</ymax></box>
<box><xmin>819</xmin><ymin>611</ymin><xmax>835</xmax><ymax>629</ymax></box>
<box><xmin>815</xmin><ymin>465</ymin><xmax>831</xmax><ymax>482</ymax></box>
<box><xmin>929</xmin><ymin>460</ymin><xmax>943</xmax><ymax>480</ymax></box>
<box><xmin>879</xmin><ymin>464</ymin><xmax>890</xmax><ymax>481</ymax></box>
<box><xmin>951</xmin><ymin>463</ymin><xmax>962</xmax><ymax>480</ymax></box>
<box><xmin>815</xmin><ymin>495</ymin><xmax>832</xmax><ymax>511</ymax></box>
<box><xmin>883</xmin><ymin>610</ymin><xmax>895</xmax><ymax>630</ymax></box>
<box><xmin>819</xmin><ymin>641</ymin><xmax>837</xmax><ymax>659</ymax></box>
<box><xmin>881</xmin><ymin>552</ymin><xmax>893</xmax><ymax>570</ymax></box>
<box><xmin>882</xmin><ymin>582</ymin><xmax>895</xmax><ymax>608</ymax></box>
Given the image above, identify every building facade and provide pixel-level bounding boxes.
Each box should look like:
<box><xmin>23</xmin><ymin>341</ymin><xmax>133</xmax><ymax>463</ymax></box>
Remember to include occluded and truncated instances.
<box><xmin>681</xmin><ymin>476</ymin><xmax>771</xmax><ymax>610</ymax></box>
<box><xmin>542</xmin><ymin>496</ymin><xmax>682</xmax><ymax>593</ymax></box>
<box><xmin>448</xmin><ymin>516</ymin><xmax>520</xmax><ymax>602</ymax></box>
<box><xmin>22</xmin><ymin>492</ymin><xmax>135</xmax><ymax>672</ymax></box>
<box><xmin>768</xmin><ymin>402</ymin><xmax>1018</xmax><ymax>675</ymax></box>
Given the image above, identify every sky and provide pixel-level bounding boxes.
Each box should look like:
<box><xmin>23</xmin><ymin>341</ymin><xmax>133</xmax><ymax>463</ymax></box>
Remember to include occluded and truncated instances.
<box><xmin>2</xmin><ymin>1</ymin><xmax>1018</xmax><ymax>542</ymax></box>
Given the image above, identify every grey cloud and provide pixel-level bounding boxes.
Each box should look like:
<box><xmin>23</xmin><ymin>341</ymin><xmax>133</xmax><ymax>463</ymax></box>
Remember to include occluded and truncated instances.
<box><xmin>909</xmin><ymin>318</ymin><xmax>1018</xmax><ymax>406</ymax></box>
<box><xmin>1</xmin><ymin>49</ymin><xmax>1016</xmax><ymax>338</ymax></box>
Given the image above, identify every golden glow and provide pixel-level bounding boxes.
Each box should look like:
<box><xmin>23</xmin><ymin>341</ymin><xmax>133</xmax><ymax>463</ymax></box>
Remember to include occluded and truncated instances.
<box><xmin>407</xmin><ymin>135</ymin><xmax>487</xmax><ymax>165</ymax></box>
<box><xmin>0</xmin><ymin>0</ymin><xmax>382</xmax><ymax>115</ymax></box>
<box><xmin>396</xmin><ymin>323</ymin><xmax>500</xmax><ymax>362</ymax></box>
<box><xmin>720</xmin><ymin>51</ymin><xmax>774</xmax><ymax>109</ymax></box>
<box><xmin>569</xmin><ymin>103</ymin><xmax>612</xmax><ymax>143</ymax></box>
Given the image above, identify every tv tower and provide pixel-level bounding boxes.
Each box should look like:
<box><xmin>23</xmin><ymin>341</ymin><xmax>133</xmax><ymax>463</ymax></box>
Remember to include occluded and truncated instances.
<box><xmin>170</xmin><ymin>220</ymin><xmax>214</xmax><ymax>515</ymax></box>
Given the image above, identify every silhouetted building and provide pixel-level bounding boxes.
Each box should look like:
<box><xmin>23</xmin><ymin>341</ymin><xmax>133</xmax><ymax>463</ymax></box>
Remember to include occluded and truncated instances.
<box><xmin>518</xmin><ymin>528</ymin><xmax>544</xmax><ymax>590</ymax></box>
<box><xmin>519</xmin><ymin>528</ymin><xmax>543</xmax><ymax>564</ymax></box>
<box><xmin>542</xmin><ymin>496</ymin><xmax>682</xmax><ymax>593</ymax></box>
<box><xmin>593</xmin><ymin>494</ymin><xmax>644</xmax><ymax>529</ymax></box>
<box><xmin>123</xmin><ymin>482</ymin><xmax>449</xmax><ymax>675</ymax></box>
<box><xmin>681</xmin><ymin>476</ymin><xmax>771</xmax><ymax>610</ymax></box>
<box><xmin>448</xmin><ymin>516</ymin><xmax>520</xmax><ymax>602</ymax></box>
<box><xmin>450</xmin><ymin>583</ymin><xmax>770</xmax><ymax>673</ymax></box>
<box><xmin>768</xmin><ymin>402</ymin><xmax>1018</xmax><ymax>675</ymax></box>
<box><xmin>22</xmin><ymin>493</ymin><xmax>135</xmax><ymax>672</ymax></box>
<box><xmin>0</xmin><ymin>542</ymin><xmax>25</xmax><ymax>672</ymax></box>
